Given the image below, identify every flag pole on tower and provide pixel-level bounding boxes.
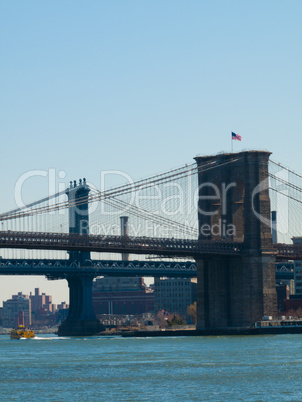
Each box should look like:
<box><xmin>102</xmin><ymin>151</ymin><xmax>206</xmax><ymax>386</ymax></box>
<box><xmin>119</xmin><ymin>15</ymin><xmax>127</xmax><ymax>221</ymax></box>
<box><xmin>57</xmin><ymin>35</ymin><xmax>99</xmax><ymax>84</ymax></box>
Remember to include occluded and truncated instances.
<box><xmin>231</xmin><ymin>131</ymin><xmax>242</xmax><ymax>152</ymax></box>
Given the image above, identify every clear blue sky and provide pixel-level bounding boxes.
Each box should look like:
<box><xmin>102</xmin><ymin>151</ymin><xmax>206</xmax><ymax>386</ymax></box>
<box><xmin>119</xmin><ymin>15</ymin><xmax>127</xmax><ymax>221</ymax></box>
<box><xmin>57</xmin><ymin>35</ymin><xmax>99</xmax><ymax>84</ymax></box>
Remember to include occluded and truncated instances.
<box><xmin>1</xmin><ymin>0</ymin><xmax>301</xmax><ymax>305</ymax></box>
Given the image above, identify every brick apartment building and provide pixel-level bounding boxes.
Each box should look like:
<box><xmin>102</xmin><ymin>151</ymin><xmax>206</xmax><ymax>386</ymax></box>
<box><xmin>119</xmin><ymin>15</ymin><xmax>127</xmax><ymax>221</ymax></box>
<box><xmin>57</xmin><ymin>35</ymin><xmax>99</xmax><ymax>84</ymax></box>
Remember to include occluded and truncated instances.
<box><xmin>92</xmin><ymin>277</ymin><xmax>154</xmax><ymax>315</ymax></box>
<box><xmin>2</xmin><ymin>292</ymin><xmax>32</xmax><ymax>327</ymax></box>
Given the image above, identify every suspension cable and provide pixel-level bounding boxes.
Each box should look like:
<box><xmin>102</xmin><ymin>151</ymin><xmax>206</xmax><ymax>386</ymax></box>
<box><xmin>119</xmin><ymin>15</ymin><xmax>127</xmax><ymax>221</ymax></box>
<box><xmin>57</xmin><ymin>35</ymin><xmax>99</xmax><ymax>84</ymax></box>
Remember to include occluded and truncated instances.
<box><xmin>0</xmin><ymin>156</ymin><xmax>242</xmax><ymax>221</ymax></box>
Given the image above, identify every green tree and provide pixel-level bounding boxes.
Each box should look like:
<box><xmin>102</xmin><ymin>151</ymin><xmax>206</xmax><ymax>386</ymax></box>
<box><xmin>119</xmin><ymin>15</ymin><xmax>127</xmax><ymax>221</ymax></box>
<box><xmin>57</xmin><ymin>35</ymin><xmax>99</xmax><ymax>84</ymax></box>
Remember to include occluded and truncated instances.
<box><xmin>167</xmin><ymin>314</ymin><xmax>185</xmax><ymax>327</ymax></box>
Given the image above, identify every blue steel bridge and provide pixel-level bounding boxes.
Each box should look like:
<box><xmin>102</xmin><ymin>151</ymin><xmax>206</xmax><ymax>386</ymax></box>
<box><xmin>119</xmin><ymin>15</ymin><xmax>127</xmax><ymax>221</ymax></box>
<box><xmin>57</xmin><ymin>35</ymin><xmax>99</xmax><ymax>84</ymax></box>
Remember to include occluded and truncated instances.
<box><xmin>0</xmin><ymin>259</ymin><xmax>197</xmax><ymax>279</ymax></box>
<box><xmin>0</xmin><ymin>258</ymin><xmax>294</xmax><ymax>281</ymax></box>
<box><xmin>1</xmin><ymin>151</ymin><xmax>302</xmax><ymax>335</ymax></box>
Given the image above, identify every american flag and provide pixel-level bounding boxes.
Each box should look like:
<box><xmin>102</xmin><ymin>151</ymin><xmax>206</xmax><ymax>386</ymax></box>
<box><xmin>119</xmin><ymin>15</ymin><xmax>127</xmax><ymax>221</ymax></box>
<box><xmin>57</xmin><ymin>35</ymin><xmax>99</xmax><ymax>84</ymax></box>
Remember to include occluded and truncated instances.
<box><xmin>232</xmin><ymin>132</ymin><xmax>242</xmax><ymax>141</ymax></box>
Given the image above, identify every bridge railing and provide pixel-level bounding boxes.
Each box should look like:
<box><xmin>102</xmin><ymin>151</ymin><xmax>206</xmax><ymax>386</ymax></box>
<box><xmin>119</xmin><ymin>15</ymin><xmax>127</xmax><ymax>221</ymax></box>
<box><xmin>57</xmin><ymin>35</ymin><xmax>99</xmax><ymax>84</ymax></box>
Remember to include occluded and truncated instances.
<box><xmin>0</xmin><ymin>230</ymin><xmax>242</xmax><ymax>256</ymax></box>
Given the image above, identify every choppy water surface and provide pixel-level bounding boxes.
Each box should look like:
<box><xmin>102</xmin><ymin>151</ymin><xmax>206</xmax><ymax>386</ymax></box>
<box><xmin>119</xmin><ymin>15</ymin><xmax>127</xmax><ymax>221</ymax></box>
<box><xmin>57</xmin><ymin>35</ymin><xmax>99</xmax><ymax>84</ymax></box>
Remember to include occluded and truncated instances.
<box><xmin>0</xmin><ymin>333</ymin><xmax>302</xmax><ymax>401</ymax></box>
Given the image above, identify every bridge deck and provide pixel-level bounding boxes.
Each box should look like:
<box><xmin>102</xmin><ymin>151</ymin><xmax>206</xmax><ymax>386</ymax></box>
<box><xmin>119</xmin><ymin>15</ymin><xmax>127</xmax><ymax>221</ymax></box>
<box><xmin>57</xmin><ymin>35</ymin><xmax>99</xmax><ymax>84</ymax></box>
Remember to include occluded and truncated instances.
<box><xmin>1</xmin><ymin>231</ymin><xmax>302</xmax><ymax>259</ymax></box>
<box><xmin>0</xmin><ymin>231</ymin><xmax>242</xmax><ymax>257</ymax></box>
<box><xmin>0</xmin><ymin>259</ymin><xmax>197</xmax><ymax>278</ymax></box>
<box><xmin>0</xmin><ymin>258</ymin><xmax>292</xmax><ymax>279</ymax></box>
<box><xmin>275</xmin><ymin>244</ymin><xmax>302</xmax><ymax>260</ymax></box>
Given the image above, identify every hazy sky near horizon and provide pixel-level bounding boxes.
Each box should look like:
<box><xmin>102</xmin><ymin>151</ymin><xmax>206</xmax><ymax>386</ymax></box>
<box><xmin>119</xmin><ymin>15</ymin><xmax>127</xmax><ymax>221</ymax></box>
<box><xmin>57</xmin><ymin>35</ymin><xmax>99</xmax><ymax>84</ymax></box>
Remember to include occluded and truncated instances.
<box><xmin>1</xmin><ymin>0</ymin><xmax>301</xmax><ymax>305</ymax></box>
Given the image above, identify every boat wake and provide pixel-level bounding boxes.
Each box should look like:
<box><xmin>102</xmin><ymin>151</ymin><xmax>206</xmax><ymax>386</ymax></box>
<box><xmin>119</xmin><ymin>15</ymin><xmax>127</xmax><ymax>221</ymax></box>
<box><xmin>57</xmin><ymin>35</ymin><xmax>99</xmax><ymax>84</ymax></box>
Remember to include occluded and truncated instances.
<box><xmin>32</xmin><ymin>336</ymin><xmax>70</xmax><ymax>340</ymax></box>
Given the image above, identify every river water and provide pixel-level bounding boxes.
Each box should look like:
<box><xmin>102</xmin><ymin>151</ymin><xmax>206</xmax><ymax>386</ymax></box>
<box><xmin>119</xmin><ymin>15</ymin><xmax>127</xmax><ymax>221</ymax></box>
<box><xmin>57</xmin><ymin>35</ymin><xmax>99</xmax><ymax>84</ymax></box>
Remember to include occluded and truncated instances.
<box><xmin>0</xmin><ymin>333</ymin><xmax>301</xmax><ymax>401</ymax></box>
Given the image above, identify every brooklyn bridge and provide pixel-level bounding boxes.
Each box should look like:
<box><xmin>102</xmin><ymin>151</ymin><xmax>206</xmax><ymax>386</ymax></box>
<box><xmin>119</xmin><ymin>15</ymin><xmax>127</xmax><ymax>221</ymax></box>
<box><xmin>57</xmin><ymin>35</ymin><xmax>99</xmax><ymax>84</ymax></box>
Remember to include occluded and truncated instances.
<box><xmin>1</xmin><ymin>150</ymin><xmax>302</xmax><ymax>335</ymax></box>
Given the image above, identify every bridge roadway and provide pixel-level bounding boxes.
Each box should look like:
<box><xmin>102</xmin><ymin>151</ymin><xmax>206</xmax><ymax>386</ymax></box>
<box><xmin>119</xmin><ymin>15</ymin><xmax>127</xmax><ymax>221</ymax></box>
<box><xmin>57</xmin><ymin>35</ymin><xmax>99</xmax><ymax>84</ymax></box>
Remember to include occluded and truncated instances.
<box><xmin>0</xmin><ymin>231</ymin><xmax>242</xmax><ymax>257</ymax></box>
<box><xmin>0</xmin><ymin>231</ymin><xmax>301</xmax><ymax>260</ymax></box>
<box><xmin>0</xmin><ymin>258</ymin><xmax>197</xmax><ymax>279</ymax></box>
<box><xmin>274</xmin><ymin>244</ymin><xmax>302</xmax><ymax>260</ymax></box>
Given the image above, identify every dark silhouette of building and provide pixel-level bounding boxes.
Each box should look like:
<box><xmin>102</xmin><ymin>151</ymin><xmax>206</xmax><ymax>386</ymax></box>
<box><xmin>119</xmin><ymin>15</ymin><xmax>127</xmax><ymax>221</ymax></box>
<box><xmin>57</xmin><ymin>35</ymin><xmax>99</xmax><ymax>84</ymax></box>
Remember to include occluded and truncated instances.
<box><xmin>92</xmin><ymin>277</ymin><xmax>154</xmax><ymax>315</ymax></box>
<box><xmin>276</xmin><ymin>283</ymin><xmax>289</xmax><ymax>311</ymax></box>
<box><xmin>154</xmin><ymin>277</ymin><xmax>197</xmax><ymax>318</ymax></box>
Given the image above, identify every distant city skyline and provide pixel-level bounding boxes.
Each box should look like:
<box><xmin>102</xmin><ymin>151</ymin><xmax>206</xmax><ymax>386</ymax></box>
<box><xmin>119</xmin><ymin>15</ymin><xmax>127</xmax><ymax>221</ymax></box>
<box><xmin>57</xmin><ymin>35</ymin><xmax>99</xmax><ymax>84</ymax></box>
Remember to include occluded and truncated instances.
<box><xmin>0</xmin><ymin>286</ymin><xmax>68</xmax><ymax>309</ymax></box>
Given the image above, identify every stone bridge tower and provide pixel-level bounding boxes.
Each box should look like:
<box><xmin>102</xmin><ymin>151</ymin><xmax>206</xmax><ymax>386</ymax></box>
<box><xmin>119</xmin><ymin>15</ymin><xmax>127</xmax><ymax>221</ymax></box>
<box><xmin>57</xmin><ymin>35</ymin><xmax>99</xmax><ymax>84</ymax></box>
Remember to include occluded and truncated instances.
<box><xmin>194</xmin><ymin>151</ymin><xmax>277</xmax><ymax>329</ymax></box>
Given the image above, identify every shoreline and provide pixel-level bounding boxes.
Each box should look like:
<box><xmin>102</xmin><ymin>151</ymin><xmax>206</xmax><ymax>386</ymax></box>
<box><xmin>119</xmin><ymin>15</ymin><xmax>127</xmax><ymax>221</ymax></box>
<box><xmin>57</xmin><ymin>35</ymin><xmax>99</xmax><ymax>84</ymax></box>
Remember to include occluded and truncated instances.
<box><xmin>3</xmin><ymin>325</ymin><xmax>302</xmax><ymax>337</ymax></box>
<box><xmin>121</xmin><ymin>326</ymin><xmax>302</xmax><ymax>337</ymax></box>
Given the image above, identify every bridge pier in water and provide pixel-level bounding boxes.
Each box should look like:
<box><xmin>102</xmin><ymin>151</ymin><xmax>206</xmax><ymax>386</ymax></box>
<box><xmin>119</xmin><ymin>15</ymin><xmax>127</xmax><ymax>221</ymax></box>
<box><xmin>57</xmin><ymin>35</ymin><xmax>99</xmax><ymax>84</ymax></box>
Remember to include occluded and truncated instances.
<box><xmin>58</xmin><ymin>179</ymin><xmax>103</xmax><ymax>336</ymax></box>
<box><xmin>195</xmin><ymin>151</ymin><xmax>277</xmax><ymax>329</ymax></box>
<box><xmin>58</xmin><ymin>275</ymin><xmax>104</xmax><ymax>336</ymax></box>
